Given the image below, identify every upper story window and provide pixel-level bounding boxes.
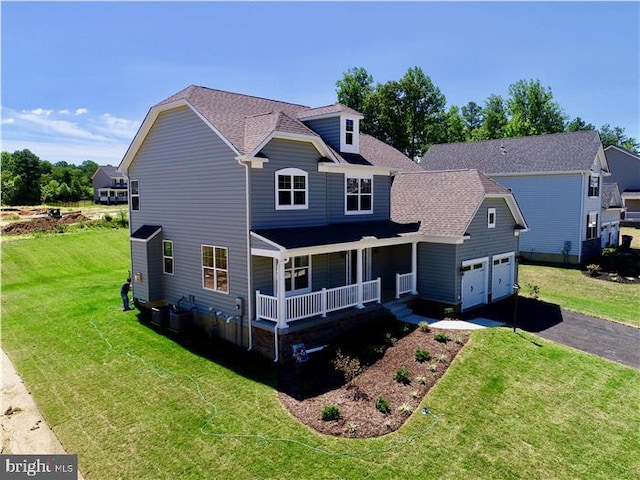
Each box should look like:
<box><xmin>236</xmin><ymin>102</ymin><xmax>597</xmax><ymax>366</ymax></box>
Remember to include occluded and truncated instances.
<box><xmin>340</xmin><ymin>115</ymin><xmax>360</xmax><ymax>154</ymax></box>
<box><xmin>275</xmin><ymin>168</ymin><xmax>308</xmax><ymax>210</ymax></box>
<box><xmin>487</xmin><ymin>208</ymin><xmax>496</xmax><ymax>228</ymax></box>
<box><xmin>345</xmin><ymin>175</ymin><xmax>373</xmax><ymax>215</ymax></box>
<box><xmin>586</xmin><ymin>211</ymin><xmax>598</xmax><ymax>239</ymax></box>
<box><xmin>202</xmin><ymin>245</ymin><xmax>228</xmax><ymax>293</ymax></box>
<box><xmin>130</xmin><ymin>180</ymin><xmax>140</xmax><ymax>211</ymax></box>
<box><xmin>163</xmin><ymin>240</ymin><xmax>174</xmax><ymax>275</ymax></box>
<box><xmin>588</xmin><ymin>174</ymin><xmax>600</xmax><ymax>197</ymax></box>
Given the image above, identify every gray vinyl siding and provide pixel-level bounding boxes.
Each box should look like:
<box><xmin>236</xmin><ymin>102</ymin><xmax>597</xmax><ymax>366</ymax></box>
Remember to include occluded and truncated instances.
<box><xmin>374</xmin><ymin>244</ymin><xmax>412</xmax><ymax>292</ymax></box>
<box><xmin>92</xmin><ymin>169</ymin><xmax>109</xmax><ymax>201</ymax></box>
<box><xmin>127</xmin><ymin>105</ymin><xmax>248</xmax><ymax>316</ymax></box>
<box><xmin>493</xmin><ymin>173</ymin><xmax>583</xmax><ymax>260</ymax></box>
<box><xmin>252</xmin><ymin>256</ymin><xmax>274</xmax><ymax>296</ymax></box>
<box><xmin>251</xmin><ymin>138</ymin><xmax>328</xmax><ymax>229</ymax></box>
<box><xmin>303</xmin><ymin>117</ymin><xmax>340</xmax><ymax>151</ymax></box>
<box><xmin>417</xmin><ymin>243</ymin><xmax>459</xmax><ymax>304</ymax></box>
<box><xmin>605</xmin><ymin>148</ymin><xmax>640</xmax><ymax>192</ymax></box>
<box><xmin>327</xmin><ymin>174</ymin><xmax>391</xmax><ymax>223</ymax></box>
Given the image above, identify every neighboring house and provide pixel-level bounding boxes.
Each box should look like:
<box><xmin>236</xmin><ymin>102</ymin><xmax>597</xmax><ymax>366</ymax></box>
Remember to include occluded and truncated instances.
<box><xmin>92</xmin><ymin>165</ymin><xmax>128</xmax><ymax>204</ymax></box>
<box><xmin>119</xmin><ymin>85</ymin><xmax>525</xmax><ymax>361</ymax></box>
<box><xmin>604</xmin><ymin>145</ymin><xmax>640</xmax><ymax>225</ymax></box>
<box><xmin>600</xmin><ymin>183</ymin><xmax>624</xmax><ymax>248</ymax></box>
<box><xmin>391</xmin><ymin>170</ymin><xmax>528</xmax><ymax>310</ymax></box>
<box><xmin>421</xmin><ymin>131</ymin><xmax>611</xmax><ymax>265</ymax></box>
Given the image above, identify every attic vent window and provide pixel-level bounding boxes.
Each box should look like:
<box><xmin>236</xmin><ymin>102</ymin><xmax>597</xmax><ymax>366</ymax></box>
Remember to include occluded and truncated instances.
<box><xmin>500</xmin><ymin>143</ymin><xmax>507</xmax><ymax>155</ymax></box>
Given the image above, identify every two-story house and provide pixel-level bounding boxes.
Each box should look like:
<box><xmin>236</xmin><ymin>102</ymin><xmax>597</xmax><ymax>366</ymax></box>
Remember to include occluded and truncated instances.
<box><xmin>119</xmin><ymin>85</ymin><xmax>526</xmax><ymax>362</ymax></box>
<box><xmin>604</xmin><ymin>145</ymin><xmax>640</xmax><ymax>226</ymax></box>
<box><xmin>92</xmin><ymin>165</ymin><xmax>129</xmax><ymax>204</ymax></box>
<box><xmin>421</xmin><ymin>131</ymin><xmax>610</xmax><ymax>265</ymax></box>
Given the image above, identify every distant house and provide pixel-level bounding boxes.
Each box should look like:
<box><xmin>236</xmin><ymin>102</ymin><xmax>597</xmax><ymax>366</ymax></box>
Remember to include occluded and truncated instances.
<box><xmin>600</xmin><ymin>183</ymin><xmax>623</xmax><ymax>248</ymax></box>
<box><xmin>604</xmin><ymin>145</ymin><xmax>640</xmax><ymax>225</ymax></box>
<box><xmin>421</xmin><ymin>131</ymin><xmax>610</xmax><ymax>265</ymax></box>
<box><xmin>92</xmin><ymin>165</ymin><xmax>128</xmax><ymax>204</ymax></box>
<box><xmin>119</xmin><ymin>85</ymin><xmax>527</xmax><ymax>361</ymax></box>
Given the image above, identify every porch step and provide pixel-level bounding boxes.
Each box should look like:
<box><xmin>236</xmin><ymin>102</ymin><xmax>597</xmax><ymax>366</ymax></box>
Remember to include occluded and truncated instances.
<box><xmin>383</xmin><ymin>299</ymin><xmax>416</xmax><ymax>322</ymax></box>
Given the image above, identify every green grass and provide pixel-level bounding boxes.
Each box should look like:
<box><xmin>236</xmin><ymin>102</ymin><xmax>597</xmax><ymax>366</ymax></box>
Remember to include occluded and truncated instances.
<box><xmin>2</xmin><ymin>229</ymin><xmax>639</xmax><ymax>479</ymax></box>
<box><xmin>519</xmin><ymin>264</ymin><xmax>640</xmax><ymax>327</ymax></box>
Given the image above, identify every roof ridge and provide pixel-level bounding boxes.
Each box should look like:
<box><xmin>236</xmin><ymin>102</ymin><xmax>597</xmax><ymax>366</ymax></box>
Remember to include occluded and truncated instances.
<box><xmin>187</xmin><ymin>84</ymin><xmax>310</xmax><ymax>109</ymax></box>
<box><xmin>429</xmin><ymin>130</ymin><xmax>599</xmax><ymax>149</ymax></box>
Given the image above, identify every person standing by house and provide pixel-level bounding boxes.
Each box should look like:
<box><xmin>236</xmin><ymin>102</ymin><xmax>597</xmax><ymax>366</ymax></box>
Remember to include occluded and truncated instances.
<box><xmin>121</xmin><ymin>278</ymin><xmax>131</xmax><ymax>311</ymax></box>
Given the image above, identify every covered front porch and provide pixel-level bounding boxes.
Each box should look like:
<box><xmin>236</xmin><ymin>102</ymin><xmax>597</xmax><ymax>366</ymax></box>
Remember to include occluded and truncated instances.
<box><xmin>251</xmin><ymin>221</ymin><xmax>421</xmax><ymax>328</ymax></box>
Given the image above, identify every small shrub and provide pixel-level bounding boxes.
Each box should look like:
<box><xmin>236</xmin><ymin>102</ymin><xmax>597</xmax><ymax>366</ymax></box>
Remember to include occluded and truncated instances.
<box><xmin>429</xmin><ymin>363</ymin><xmax>437</xmax><ymax>372</ymax></box>
<box><xmin>346</xmin><ymin>422</ymin><xmax>359</xmax><ymax>437</ymax></box>
<box><xmin>454</xmin><ymin>335</ymin><xmax>464</xmax><ymax>345</ymax></box>
<box><xmin>332</xmin><ymin>349</ymin><xmax>363</xmax><ymax>382</ymax></box>
<box><xmin>436</xmin><ymin>353</ymin><xmax>448</xmax><ymax>363</ymax></box>
<box><xmin>393</xmin><ymin>367</ymin><xmax>412</xmax><ymax>385</ymax></box>
<box><xmin>587</xmin><ymin>264</ymin><xmax>601</xmax><ymax>276</ymax></box>
<box><xmin>103</xmin><ymin>213</ymin><xmax>113</xmax><ymax>222</ymax></box>
<box><xmin>414</xmin><ymin>349</ymin><xmax>431</xmax><ymax>363</ymax></box>
<box><xmin>434</xmin><ymin>332</ymin><xmax>450</xmax><ymax>343</ymax></box>
<box><xmin>116</xmin><ymin>210</ymin><xmax>129</xmax><ymax>227</ymax></box>
<box><xmin>321</xmin><ymin>405</ymin><xmax>341</xmax><ymax>421</ymax></box>
<box><xmin>443</xmin><ymin>306</ymin><xmax>456</xmax><ymax>319</ymax></box>
<box><xmin>418</xmin><ymin>321</ymin><xmax>431</xmax><ymax>333</ymax></box>
<box><xmin>415</xmin><ymin>375</ymin><xmax>428</xmax><ymax>385</ymax></box>
<box><xmin>398</xmin><ymin>403</ymin><xmax>413</xmax><ymax>416</ymax></box>
<box><xmin>525</xmin><ymin>283</ymin><xmax>540</xmax><ymax>299</ymax></box>
<box><xmin>375</xmin><ymin>397</ymin><xmax>391</xmax><ymax>415</ymax></box>
<box><xmin>409</xmin><ymin>390</ymin><xmax>420</xmax><ymax>399</ymax></box>
<box><xmin>384</xmin><ymin>332</ymin><xmax>398</xmax><ymax>346</ymax></box>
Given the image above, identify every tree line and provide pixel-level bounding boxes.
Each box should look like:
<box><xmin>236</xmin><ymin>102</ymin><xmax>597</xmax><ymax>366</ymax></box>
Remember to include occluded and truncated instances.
<box><xmin>1</xmin><ymin>149</ymin><xmax>98</xmax><ymax>206</ymax></box>
<box><xmin>336</xmin><ymin>66</ymin><xmax>639</xmax><ymax>159</ymax></box>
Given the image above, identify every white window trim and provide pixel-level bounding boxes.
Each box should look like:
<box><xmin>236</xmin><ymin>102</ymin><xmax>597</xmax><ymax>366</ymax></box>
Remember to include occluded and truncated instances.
<box><xmin>487</xmin><ymin>207</ymin><xmax>496</xmax><ymax>229</ymax></box>
<box><xmin>130</xmin><ymin>179</ymin><xmax>140</xmax><ymax>211</ymax></box>
<box><xmin>275</xmin><ymin>168</ymin><xmax>308</xmax><ymax>210</ymax></box>
<box><xmin>340</xmin><ymin>115</ymin><xmax>360</xmax><ymax>154</ymax></box>
<box><xmin>588</xmin><ymin>173</ymin><xmax>600</xmax><ymax>198</ymax></box>
<box><xmin>586</xmin><ymin>211</ymin><xmax>599</xmax><ymax>240</ymax></box>
<box><xmin>163</xmin><ymin>240</ymin><xmax>174</xmax><ymax>275</ymax></box>
<box><xmin>274</xmin><ymin>256</ymin><xmax>312</xmax><ymax>297</ymax></box>
<box><xmin>344</xmin><ymin>174</ymin><xmax>373</xmax><ymax>215</ymax></box>
<box><xmin>201</xmin><ymin>245</ymin><xmax>229</xmax><ymax>294</ymax></box>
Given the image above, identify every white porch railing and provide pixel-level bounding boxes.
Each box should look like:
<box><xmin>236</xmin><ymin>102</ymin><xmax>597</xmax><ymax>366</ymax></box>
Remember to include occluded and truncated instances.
<box><xmin>256</xmin><ymin>278</ymin><xmax>381</xmax><ymax>325</ymax></box>
<box><xmin>396</xmin><ymin>272</ymin><xmax>414</xmax><ymax>299</ymax></box>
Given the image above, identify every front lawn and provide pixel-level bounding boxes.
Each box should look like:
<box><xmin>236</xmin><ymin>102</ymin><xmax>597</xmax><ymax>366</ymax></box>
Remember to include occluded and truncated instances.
<box><xmin>2</xmin><ymin>229</ymin><xmax>639</xmax><ymax>479</ymax></box>
<box><xmin>519</xmin><ymin>264</ymin><xmax>640</xmax><ymax>327</ymax></box>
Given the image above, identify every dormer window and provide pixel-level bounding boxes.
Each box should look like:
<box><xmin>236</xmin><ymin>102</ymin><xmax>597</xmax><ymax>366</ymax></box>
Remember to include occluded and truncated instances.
<box><xmin>340</xmin><ymin>115</ymin><xmax>360</xmax><ymax>154</ymax></box>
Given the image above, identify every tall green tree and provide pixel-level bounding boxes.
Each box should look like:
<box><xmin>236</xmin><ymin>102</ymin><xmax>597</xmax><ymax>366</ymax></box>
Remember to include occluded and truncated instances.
<box><xmin>461</xmin><ymin>101</ymin><xmax>483</xmax><ymax>138</ymax></box>
<box><xmin>472</xmin><ymin>94</ymin><xmax>508</xmax><ymax>140</ymax></box>
<box><xmin>504</xmin><ymin>79</ymin><xmax>566</xmax><ymax>137</ymax></box>
<box><xmin>566</xmin><ymin>117</ymin><xmax>595</xmax><ymax>132</ymax></box>
<box><xmin>445</xmin><ymin>106</ymin><xmax>467</xmax><ymax>143</ymax></box>
<box><xmin>10</xmin><ymin>149</ymin><xmax>43</xmax><ymax>205</ymax></box>
<box><xmin>336</xmin><ymin>67</ymin><xmax>374</xmax><ymax>115</ymax></box>
<box><xmin>599</xmin><ymin>124</ymin><xmax>640</xmax><ymax>154</ymax></box>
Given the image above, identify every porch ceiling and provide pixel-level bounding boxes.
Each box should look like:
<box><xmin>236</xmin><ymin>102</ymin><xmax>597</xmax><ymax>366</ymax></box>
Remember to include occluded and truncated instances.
<box><xmin>252</xmin><ymin>220</ymin><xmax>420</xmax><ymax>252</ymax></box>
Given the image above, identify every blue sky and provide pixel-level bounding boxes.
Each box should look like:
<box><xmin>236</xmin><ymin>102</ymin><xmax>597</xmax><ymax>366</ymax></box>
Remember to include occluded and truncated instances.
<box><xmin>1</xmin><ymin>1</ymin><xmax>638</xmax><ymax>165</ymax></box>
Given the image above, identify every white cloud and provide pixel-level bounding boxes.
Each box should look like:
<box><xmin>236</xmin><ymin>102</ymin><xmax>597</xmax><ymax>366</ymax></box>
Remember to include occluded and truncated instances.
<box><xmin>1</xmin><ymin>106</ymin><xmax>140</xmax><ymax>165</ymax></box>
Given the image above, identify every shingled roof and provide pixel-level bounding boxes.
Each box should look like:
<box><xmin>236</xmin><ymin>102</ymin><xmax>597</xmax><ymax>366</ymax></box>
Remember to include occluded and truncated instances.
<box><xmin>421</xmin><ymin>130</ymin><xmax>606</xmax><ymax>175</ymax></box>
<box><xmin>391</xmin><ymin>169</ymin><xmax>524</xmax><ymax>238</ymax></box>
<box><xmin>601</xmin><ymin>183</ymin><xmax>623</xmax><ymax>209</ymax></box>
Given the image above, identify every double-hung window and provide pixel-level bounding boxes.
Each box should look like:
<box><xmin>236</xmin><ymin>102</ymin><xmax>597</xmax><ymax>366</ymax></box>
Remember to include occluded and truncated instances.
<box><xmin>345</xmin><ymin>175</ymin><xmax>373</xmax><ymax>214</ymax></box>
<box><xmin>276</xmin><ymin>168</ymin><xmax>308</xmax><ymax>210</ymax></box>
<box><xmin>163</xmin><ymin>240</ymin><xmax>174</xmax><ymax>275</ymax></box>
<box><xmin>588</xmin><ymin>174</ymin><xmax>600</xmax><ymax>197</ymax></box>
<box><xmin>345</xmin><ymin>119</ymin><xmax>354</xmax><ymax>145</ymax></box>
<box><xmin>586</xmin><ymin>212</ymin><xmax>598</xmax><ymax>239</ymax></box>
<box><xmin>202</xmin><ymin>245</ymin><xmax>228</xmax><ymax>293</ymax></box>
<box><xmin>130</xmin><ymin>180</ymin><xmax>140</xmax><ymax>211</ymax></box>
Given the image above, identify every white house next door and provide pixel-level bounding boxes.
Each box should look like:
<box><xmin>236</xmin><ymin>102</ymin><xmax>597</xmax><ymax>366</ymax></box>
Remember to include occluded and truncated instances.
<box><xmin>461</xmin><ymin>257</ymin><xmax>488</xmax><ymax>310</ymax></box>
<box><xmin>491</xmin><ymin>252</ymin><xmax>515</xmax><ymax>301</ymax></box>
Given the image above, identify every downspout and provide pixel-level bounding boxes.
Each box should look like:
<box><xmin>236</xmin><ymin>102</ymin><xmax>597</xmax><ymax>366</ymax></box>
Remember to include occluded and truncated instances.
<box><xmin>237</xmin><ymin>157</ymin><xmax>253</xmax><ymax>351</ymax></box>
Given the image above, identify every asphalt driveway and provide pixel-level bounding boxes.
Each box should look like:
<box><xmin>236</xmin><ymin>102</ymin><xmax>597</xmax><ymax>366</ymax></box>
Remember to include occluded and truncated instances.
<box><xmin>468</xmin><ymin>297</ymin><xmax>640</xmax><ymax>369</ymax></box>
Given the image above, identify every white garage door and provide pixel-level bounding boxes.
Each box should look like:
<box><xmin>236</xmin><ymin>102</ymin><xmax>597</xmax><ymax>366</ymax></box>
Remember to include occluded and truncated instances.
<box><xmin>461</xmin><ymin>258</ymin><xmax>487</xmax><ymax>310</ymax></box>
<box><xmin>492</xmin><ymin>253</ymin><xmax>514</xmax><ymax>301</ymax></box>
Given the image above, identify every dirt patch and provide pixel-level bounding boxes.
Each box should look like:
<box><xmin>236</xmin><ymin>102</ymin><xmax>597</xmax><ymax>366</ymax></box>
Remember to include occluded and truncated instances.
<box><xmin>278</xmin><ymin>324</ymin><xmax>468</xmax><ymax>438</ymax></box>
<box><xmin>1</xmin><ymin>212</ymin><xmax>91</xmax><ymax>236</ymax></box>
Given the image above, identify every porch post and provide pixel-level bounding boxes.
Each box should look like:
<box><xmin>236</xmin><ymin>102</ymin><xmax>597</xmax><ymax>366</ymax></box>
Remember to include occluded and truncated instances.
<box><xmin>411</xmin><ymin>241</ymin><xmax>418</xmax><ymax>294</ymax></box>
<box><xmin>356</xmin><ymin>247</ymin><xmax>364</xmax><ymax>308</ymax></box>
<box><xmin>276</xmin><ymin>258</ymin><xmax>287</xmax><ymax>328</ymax></box>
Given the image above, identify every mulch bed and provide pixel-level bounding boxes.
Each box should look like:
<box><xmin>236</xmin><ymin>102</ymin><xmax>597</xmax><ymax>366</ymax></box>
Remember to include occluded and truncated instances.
<box><xmin>582</xmin><ymin>270</ymin><xmax>638</xmax><ymax>284</ymax></box>
<box><xmin>1</xmin><ymin>212</ymin><xmax>91</xmax><ymax>235</ymax></box>
<box><xmin>278</xmin><ymin>324</ymin><xmax>469</xmax><ymax>438</ymax></box>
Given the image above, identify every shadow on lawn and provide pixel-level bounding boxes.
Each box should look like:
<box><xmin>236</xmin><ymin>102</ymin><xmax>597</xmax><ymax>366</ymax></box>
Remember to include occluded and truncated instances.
<box><xmin>463</xmin><ymin>296</ymin><xmax>564</xmax><ymax>333</ymax></box>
